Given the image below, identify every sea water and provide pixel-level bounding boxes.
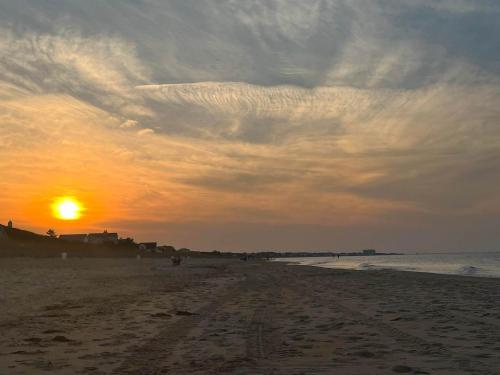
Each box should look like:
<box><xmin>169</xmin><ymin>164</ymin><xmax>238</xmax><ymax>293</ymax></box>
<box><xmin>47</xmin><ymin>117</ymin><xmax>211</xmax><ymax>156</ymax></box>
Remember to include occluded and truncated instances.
<box><xmin>275</xmin><ymin>252</ymin><xmax>500</xmax><ymax>278</ymax></box>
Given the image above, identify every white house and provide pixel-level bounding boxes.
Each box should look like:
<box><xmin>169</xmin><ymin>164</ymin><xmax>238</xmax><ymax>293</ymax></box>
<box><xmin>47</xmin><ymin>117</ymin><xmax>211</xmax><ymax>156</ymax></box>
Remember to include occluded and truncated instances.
<box><xmin>87</xmin><ymin>231</ymin><xmax>119</xmax><ymax>245</ymax></box>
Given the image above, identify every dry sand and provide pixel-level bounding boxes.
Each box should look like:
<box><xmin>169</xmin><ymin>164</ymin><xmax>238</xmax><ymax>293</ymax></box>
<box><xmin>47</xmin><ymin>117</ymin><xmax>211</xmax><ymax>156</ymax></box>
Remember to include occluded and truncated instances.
<box><xmin>1</xmin><ymin>258</ymin><xmax>499</xmax><ymax>374</ymax></box>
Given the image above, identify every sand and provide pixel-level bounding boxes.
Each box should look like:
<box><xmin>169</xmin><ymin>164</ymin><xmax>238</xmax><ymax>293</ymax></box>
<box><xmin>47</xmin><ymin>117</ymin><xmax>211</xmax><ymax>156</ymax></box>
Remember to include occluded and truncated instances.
<box><xmin>1</xmin><ymin>258</ymin><xmax>499</xmax><ymax>374</ymax></box>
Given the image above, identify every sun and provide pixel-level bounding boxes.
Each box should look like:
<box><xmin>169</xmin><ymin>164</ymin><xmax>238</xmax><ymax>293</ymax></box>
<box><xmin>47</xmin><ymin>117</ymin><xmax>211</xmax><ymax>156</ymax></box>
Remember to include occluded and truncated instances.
<box><xmin>52</xmin><ymin>197</ymin><xmax>84</xmax><ymax>221</ymax></box>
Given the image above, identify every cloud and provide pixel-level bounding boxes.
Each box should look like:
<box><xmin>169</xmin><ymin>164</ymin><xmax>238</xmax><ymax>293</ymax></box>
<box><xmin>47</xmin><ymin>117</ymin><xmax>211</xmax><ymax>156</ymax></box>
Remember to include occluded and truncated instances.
<box><xmin>1</xmin><ymin>0</ymin><xmax>500</xmax><ymax>251</ymax></box>
<box><xmin>136</xmin><ymin>81</ymin><xmax>500</xmax><ymax>148</ymax></box>
<box><xmin>0</xmin><ymin>26</ymin><xmax>152</xmax><ymax>120</ymax></box>
<box><xmin>3</xmin><ymin>0</ymin><xmax>498</xmax><ymax>90</ymax></box>
<box><xmin>401</xmin><ymin>0</ymin><xmax>499</xmax><ymax>14</ymax></box>
<box><xmin>137</xmin><ymin>128</ymin><xmax>155</xmax><ymax>136</ymax></box>
<box><xmin>120</xmin><ymin>120</ymin><xmax>139</xmax><ymax>129</ymax></box>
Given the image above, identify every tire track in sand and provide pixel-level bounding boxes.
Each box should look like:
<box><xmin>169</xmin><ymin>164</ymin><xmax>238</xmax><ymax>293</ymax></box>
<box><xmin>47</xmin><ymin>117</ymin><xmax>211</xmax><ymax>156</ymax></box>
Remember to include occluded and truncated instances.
<box><xmin>113</xmin><ymin>283</ymin><xmax>245</xmax><ymax>374</ymax></box>
<box><xmin>114</xmin><ymin>269</ymin><xmax>279</xmax><ymax>375</ymax></box>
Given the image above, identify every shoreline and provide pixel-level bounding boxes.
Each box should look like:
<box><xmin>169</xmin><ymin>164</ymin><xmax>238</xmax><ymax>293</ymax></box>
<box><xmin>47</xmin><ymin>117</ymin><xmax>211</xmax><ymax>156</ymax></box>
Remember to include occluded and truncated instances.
<box><xmin>283</xmin><ymin>261</ymin><xmax>500</xmax><ymax>280</ymax></box>
<box><xmin>1</xmin><ymin>258</ymin><xmax>499</xmax><ymax>374</ymax></box>
<box><xmin>275</xmin><ymin>252</ymin><xmax>500</xmax><ymax>279</ymax></box>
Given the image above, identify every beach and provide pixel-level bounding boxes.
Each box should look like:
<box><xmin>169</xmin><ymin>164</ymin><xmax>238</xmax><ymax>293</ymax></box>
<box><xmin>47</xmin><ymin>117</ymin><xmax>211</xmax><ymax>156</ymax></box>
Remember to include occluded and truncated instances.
<box><xmin>1</xmin><ymin>258</ymin><xmax>499</xmax><ymax>374</ymax></box>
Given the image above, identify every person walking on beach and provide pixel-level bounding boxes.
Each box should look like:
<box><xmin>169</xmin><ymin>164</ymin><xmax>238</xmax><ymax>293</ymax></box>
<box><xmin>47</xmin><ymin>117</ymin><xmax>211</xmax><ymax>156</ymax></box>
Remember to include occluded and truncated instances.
<box><xmin>171</xmin><ymin>255</ymin><xmax>182</xmax><ymax>266</ymax></box>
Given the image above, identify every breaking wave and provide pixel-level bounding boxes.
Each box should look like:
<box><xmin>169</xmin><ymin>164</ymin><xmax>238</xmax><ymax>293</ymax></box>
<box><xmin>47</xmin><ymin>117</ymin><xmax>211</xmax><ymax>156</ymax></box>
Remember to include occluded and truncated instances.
<box><xmin>456</xmin><ymin>265</ymin><xmax>481</xmax><ymax>276</ymax></box>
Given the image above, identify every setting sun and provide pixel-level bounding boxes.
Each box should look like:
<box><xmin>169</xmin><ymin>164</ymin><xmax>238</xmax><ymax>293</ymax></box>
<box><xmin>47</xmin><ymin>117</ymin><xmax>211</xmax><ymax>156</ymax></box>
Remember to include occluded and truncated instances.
<box><xmin>51</xmin><ymin>197</ymin><xmax>84</xmax><ymax>221</ymax></box>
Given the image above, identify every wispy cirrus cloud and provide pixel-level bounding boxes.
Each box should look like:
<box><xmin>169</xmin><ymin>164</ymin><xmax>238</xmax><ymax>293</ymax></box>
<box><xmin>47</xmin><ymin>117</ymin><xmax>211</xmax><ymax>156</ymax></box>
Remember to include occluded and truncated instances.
<box><xmin>0</xmin><ymin>27</ymin><xmax>151</xmax><ymax>116</ymax></box>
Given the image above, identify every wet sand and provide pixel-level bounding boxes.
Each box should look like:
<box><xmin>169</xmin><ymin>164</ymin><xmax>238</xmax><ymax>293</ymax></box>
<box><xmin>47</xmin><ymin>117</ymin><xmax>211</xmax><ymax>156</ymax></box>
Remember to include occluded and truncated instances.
<box><xmin>1</xmin><ymin>258</ymin><xmax>499</xmax><ymax>374</ymax></box>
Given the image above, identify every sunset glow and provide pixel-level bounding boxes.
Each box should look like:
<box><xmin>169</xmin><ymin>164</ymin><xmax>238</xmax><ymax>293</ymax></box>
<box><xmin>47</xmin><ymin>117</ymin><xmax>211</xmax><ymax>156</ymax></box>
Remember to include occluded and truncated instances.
<box><xmin>51</xmin><ymin>197</ymin><xmax>84</xmax><ymax>221</ymax></box>
<box><xmin>2</xmin><ymin>3</ymin><xmax>500</xmax><ymax>374</ymax></box>
<box><xmin>1</xmin><ymin>1</ymin><xmax>500</xmax><ymax>251</ymax></box>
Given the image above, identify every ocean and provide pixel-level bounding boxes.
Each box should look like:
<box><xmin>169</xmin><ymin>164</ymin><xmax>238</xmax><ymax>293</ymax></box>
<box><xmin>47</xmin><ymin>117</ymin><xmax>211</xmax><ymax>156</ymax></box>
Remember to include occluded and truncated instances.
<box><xmin>274</xmin><ymin>252</ymin><xmax>500</xmax><ymax>278</ymax></box>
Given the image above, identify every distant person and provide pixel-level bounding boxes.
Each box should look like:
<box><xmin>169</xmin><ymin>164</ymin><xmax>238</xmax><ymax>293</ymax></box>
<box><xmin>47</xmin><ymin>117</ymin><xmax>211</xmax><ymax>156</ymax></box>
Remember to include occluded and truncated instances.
<box><xmin>171</xmin><ymin>255</ymin><xmax>181</xmax><ymax>266</ymax></box>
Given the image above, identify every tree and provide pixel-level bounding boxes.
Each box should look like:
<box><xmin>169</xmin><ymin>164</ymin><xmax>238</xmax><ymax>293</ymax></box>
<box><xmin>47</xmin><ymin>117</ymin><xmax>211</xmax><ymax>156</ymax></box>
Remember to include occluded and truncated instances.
<box><xmin>46</xmin><ymin>229</ymin><xmax>57</xmax><ymax>238</ymax></box>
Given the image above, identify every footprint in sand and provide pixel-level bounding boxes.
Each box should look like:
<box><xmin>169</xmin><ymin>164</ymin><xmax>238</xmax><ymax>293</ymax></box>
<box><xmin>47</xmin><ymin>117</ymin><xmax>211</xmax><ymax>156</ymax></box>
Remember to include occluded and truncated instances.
<box><xmin>392</xmin><ymin>365</ymin><xmax>413</xmax><ymax>373</ymax></box>
<box><xmin>52</xmin><ymin>335</ymin><xmax>72</xmax><ymax>342</ymax></box>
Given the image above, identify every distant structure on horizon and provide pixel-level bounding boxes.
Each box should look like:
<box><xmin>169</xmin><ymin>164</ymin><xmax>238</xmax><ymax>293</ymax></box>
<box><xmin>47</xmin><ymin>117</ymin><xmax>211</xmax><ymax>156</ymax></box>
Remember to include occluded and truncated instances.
<box><xmin>7</xmin><ymin>220</ymin><xmax>13</xmax><ymax>229</ymax></box>
<box><xmin>59</xmin><ymin>230</ymin><xmax>119</xmax><ymax>245</ymax></box>
<box><xmin>59</xmin><ymin>234</ymin><xmax>88</xmax><ymax>243</ymax></box>
<box><xmin>362</xmin><ymin>249</ymin><xmax>377</xmax><ymax>256</ymax></box>
<box><xmin>0</xmin><ymin>225</ymin><xmax>8</xmax><ymax>240</ymax></box>
<box><xmin>87</xmin><ymin>231</ymin><xmax>119</xmax><ymax>245</ymax></box>
<box><xmin>139</xmin><ymin>242</ymin><xmax>157</xmax><ymax>251</ymax></box>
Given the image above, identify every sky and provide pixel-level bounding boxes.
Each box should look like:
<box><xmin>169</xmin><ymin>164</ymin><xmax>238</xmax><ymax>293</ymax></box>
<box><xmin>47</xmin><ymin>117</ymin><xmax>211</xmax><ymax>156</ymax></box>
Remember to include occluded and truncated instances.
<box><xmin>1</xmin><ymin>0</ymin><xmax>500</xmax><ymax>252</ymax></box>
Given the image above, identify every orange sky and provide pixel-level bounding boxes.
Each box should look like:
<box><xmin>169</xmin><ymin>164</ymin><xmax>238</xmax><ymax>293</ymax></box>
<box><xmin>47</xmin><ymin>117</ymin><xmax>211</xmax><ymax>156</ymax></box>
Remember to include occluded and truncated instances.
<box><xmin>1</xmin><ymin>1</ymin><xmax>500</xmax><ymax>251</ymax></box>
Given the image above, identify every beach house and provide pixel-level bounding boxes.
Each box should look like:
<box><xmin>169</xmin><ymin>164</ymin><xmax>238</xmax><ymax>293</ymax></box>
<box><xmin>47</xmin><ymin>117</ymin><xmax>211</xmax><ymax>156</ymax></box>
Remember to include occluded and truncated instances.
<box><xmin>87</xmin><ymin>231</ymin><xmax>119</xmax><ymax>245</ymax></box>
<box><xmin>139</xmin><ymin>242</ymin><xmax>157</xmax><ymax>251</ymax></box>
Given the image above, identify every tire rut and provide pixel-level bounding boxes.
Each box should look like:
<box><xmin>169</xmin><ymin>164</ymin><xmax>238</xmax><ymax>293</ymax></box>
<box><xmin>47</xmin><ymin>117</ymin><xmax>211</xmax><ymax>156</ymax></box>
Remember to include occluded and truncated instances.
<box><xmin>113</xmin><ymin>283</ymin><xmax>244</xmax><ymax>375</ymax></box>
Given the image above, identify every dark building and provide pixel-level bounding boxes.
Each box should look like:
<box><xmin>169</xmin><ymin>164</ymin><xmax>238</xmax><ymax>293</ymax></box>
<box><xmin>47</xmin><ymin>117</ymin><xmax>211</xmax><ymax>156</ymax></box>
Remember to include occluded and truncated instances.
<box><xmin>59</xmin><ymin>234</ymin><xmax>88</xmax><ymax>243</ymax></box>
<box><xmin>139</xmin><ymin>242</ymin><xmax>157</xmax><ymax>251</ymax></box>
<box><xmin>0</xmin><ymin>225</ymin><xmax>8</xmax><ymax>240</ymax></box>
